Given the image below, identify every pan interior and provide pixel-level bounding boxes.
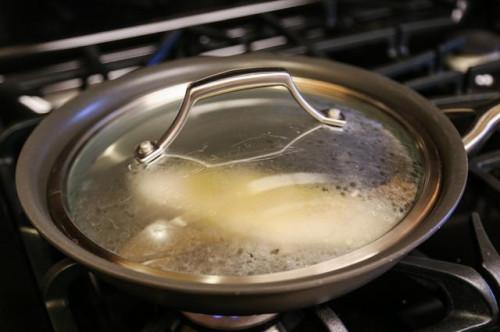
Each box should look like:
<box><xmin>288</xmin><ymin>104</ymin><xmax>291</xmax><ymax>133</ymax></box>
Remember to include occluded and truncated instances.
<box><xmin>63</xmin><ymin>81</ymin><xmax>426</xmax><ymax>277</ymax></box>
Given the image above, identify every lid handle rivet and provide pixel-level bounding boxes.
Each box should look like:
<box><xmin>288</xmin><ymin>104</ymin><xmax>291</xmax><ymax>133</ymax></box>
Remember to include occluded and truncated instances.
<box><xmin>326</xmin><ymin>108</ymin><xmax>346</xmax><ymax>122</ymax></box>
<box><xmin>136</xmin><ymin>140</ymin><xmax>156</xmax><ymax>158</ymax></box>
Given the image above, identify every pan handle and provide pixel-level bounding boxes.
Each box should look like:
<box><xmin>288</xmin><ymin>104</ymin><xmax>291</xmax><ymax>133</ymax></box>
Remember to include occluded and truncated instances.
<box><xmin>444</xmin><ymin>104</ymin><xmax>500</xmax><ymax>154</ymax></box>
<box><xmin>463</xmin><ymin>104</ymin><xmax>500</xmax><ymax>154</ymax></box>
<box><xmin>134</xmin><ymin>68</ymin><xmax>346</xmax><ymax>165</ymax></box>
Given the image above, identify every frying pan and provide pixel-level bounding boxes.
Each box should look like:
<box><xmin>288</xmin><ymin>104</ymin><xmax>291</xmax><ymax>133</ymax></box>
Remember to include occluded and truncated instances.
<box><xmin>15</xmin><ymin>54</ymin><xmax>500</xmax><ymax>314</ymax></box>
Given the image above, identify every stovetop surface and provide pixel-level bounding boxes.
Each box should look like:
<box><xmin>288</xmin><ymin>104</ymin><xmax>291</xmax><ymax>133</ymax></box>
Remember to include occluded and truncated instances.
<box><xmin>1</xmin><ymin>1</ymin><xmax>500</xmax><ymax>331</ymax></box>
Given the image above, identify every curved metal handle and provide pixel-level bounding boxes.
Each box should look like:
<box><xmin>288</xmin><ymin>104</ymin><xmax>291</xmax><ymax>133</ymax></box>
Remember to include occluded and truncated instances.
<box><xmin>135</xmin><ymin>68</ymin><xmax>346</xmax><ymax>164</ymax></box>
<box><xmin>462</xmin><ymin>104</ymin><xmax>500</xmax><ymax>154</ymax></box>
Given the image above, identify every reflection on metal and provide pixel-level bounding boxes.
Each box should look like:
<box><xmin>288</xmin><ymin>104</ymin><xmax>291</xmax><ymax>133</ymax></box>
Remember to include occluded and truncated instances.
<box><xmin>41</xmin><ymin>78</ymin><xmax>84</xmax><ymax>94</ymax></box>
<box><xmin>202</xmin><ymin>36</ymin><xmax>288</xmax><ymax>56</ymax></box>
<box><xmin>447</xmin><ymin>53</ymin><xmax>500</xmax><ymax>73</ymax></box>
<box><xmin>441</xmin><ymin>108</ymin><xmax>476</xmax><ymax>116</ymax></box>
<box><xmin>474</xmin><ymin>74</ymin><xmax>495</xmax><ymax>87</ymax></box>
<box><xmin>315</xmin><ymin>305</ymin><xmax>348</xmax><ymax>332</ymax></box>
<box><xmin>264</xmin><ymin>325</ymin><xmax>282</xmax><ymax>332</ymax></box>
<box><xmin>101</xmin><ymin>46</ymin><xmax>156</xmax><ymax>64</ymax></box>
<box><xmin>18</xmin><ymin>95</ymin><xmax>53</xmax><ymax>114</ymax></box>
<box><xmin>396</xmin><ymin>255</ymin><xmax>498</xmax><ymax>331</ymax></box>
<box><xmin>0</xmin><ymin>0</ymin><xmax>318</xmax><ymax>60</ymax></box>
<box><xmin>432</xmin><ymin>93</ymin><xmax>500</xmax><ymax>110</ymax></box>
<box><xmin>135</xmin><ymin>68</ymin><xmax>346</xmax><ymax>164</ymax></box>
<box><xmin>42</xmin><ymin>259</ymin><xmax>84</xmax><ymax>332</ymax></box>
<box><xmin>20</xmin><ymin>226</ymin><xmax>40</xmax><ymax>236</ymax></box>
<box><xmin>463</xmin><ymin>103</ymin><xmax>500</xmax><ymax>154</ymax></box>
<box><xmin>451</xmin><ymin>1</ymin><xmax>467</xmax><ymax>23</ymax></box>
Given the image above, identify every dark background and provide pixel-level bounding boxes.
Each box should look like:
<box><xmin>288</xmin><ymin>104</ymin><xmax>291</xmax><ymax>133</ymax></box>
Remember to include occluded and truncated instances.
<box><xmin>0</xmin><ymin>0</ymin><xmax>243</xmax><ymax>46</ymax></box>
<box><xmin>0</xmin><ymin>0</ymin><xmax>499</xmax><ymax>46</ymax></box>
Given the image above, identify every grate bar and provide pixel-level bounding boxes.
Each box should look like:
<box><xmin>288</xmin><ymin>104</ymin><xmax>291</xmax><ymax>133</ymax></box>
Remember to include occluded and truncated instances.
<box><xmin>0</xmin><ymin>0</ymin><xmax>318</xmax><ymax>60</ymax></box>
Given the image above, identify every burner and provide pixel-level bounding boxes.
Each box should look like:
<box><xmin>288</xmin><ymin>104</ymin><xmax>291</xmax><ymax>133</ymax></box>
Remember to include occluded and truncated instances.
<box><xmin>182</xmin><ymin>312</ymin><xmax>278</xmax><ymax>331</ymax></box>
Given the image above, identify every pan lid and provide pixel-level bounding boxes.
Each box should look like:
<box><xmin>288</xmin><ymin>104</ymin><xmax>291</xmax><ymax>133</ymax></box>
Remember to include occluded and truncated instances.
<box><xmin>59</xmin><ymin>68</ymin><xmax>430</xmax><ymax>277</ymax></box>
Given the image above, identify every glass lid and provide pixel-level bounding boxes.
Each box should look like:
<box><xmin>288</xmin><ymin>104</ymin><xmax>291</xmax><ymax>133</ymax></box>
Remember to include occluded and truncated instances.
<box><xmin>64</xmin><ymin>69</ymin><xmax>425</xmax><ymax>276</ymax></box>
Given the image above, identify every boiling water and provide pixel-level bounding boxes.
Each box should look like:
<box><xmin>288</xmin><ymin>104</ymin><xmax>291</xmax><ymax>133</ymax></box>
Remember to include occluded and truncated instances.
<box><xmin>120</xmin><ymin>161</ymin><xmax>415</xmax><ymax>275</ymax></box>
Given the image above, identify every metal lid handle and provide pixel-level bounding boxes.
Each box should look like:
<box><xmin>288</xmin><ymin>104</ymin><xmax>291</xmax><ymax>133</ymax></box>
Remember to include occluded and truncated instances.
<box><xmin>444</xmin><ymin>104</ymin><xmax>500</xmax><ymax>154</ymax></box>
<box><xmin>463</xmin><ymin>104</ymin><xmax>500</xmax><ymax>154</ymax></box>
<box><xmin>135</xmin><ymin>68</ymin><xmax>346</xmax><ymax>164</ymax></box>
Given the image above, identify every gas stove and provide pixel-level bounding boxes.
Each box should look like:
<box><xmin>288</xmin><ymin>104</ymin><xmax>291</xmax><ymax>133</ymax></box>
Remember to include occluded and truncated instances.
<box><xmin>1</xmin><ymin>1</ymin><xmax>500</xmax><ymax>331</ymax></box>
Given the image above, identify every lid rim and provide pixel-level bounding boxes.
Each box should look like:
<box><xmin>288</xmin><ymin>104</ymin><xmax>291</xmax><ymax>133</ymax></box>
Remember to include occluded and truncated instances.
<box><xmin>15</xmin><ymin>54</ymin><xmax>465</xmax><ymax>298</ymax></box>
<box><xmin>47</xmin><ymin>76</ymin><xmax>441</xmax><ymax>285</ymax></box>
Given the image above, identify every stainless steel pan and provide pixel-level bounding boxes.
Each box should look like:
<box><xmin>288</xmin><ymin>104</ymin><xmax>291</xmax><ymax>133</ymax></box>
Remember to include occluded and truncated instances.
<box><xmin>16</xmin><ymin>54</ymin><xmax>500</xmax><ymax>314</ymax></box>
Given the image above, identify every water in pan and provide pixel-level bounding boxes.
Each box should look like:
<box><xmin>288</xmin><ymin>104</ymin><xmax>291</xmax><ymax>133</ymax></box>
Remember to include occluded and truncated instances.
<box><xmin>67</xmin><ymin>96</ymin><xmax>424</xmax><ymax>276</ymax></box>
